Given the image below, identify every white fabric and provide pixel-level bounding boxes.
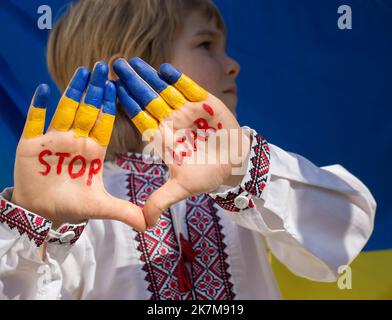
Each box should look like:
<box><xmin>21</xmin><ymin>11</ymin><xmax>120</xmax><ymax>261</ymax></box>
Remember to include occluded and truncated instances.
<box><xmin>0</xmin><ymin>144</ymin><xmax>376</xmax><ymax>299</ymax></box>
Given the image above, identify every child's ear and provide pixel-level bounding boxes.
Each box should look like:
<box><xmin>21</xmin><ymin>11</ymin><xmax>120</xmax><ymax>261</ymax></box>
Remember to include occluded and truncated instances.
<box><xmin>108</xmin><ymin>53</ymin><xmax>124</xmax><ymax>80</ymax></box>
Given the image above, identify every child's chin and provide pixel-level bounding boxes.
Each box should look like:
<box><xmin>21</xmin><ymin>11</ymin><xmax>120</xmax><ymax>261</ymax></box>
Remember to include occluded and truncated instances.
<box><xmin>222</xmin><ymin>95</ymin><xmax>238</xmax><ymax>116</ymax></box>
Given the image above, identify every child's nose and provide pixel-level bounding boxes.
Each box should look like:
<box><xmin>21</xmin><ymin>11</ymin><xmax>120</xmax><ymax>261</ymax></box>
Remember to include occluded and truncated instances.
<box><xmin>224</xmin><ymin>55</ymin><xmax>241</xmax><ymax>78</ymax></box>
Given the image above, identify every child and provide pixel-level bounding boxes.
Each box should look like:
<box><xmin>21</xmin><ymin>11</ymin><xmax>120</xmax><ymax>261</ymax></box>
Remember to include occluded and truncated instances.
<box><xmin>0</xmin><ymin>0</ymin><xmax>376</xmax><ymax>299</ymax></box>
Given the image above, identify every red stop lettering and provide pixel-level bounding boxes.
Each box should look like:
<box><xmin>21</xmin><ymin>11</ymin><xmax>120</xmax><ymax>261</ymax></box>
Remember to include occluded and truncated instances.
<box><xmin>87</xmin><ymin>158</ymin><xmax>102</xmax><ymax>186</ymax></box>
<box><xmin>38</xmin><ymin>149</ymin><xmax>52</xmax><ymax>176</ymax></box>
<box><xmin>68</xmin><ymin>155</ymin><xmax>87</xmax><ymax>179</ymax></box>
<box><xmin>38</xmin><ymin>149</ymin><xmax>101</xmax><ymax>186</ymax></box>
<box><xmin>55</xmin><ymin>152</ymin><xmax>71</xmax><ymax>175</ymax></box>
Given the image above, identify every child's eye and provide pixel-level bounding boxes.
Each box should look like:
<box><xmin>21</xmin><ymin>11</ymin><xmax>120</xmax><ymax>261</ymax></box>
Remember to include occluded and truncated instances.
<box><xmin>198</xmin><ymin>41</ymin><xmax>212</xmax><ymax>50</ymax></box>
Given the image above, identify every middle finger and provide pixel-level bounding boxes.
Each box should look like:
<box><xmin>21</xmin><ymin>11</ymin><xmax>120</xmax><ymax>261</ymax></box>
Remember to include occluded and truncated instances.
<box><xmin>113</xmin><ymin>58</ymin><xmax>173</xmax><ymax>122</ymax></box>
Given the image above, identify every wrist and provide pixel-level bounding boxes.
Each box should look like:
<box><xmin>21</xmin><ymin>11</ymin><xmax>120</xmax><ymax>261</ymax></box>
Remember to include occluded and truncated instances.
<box><xmin>209</xmin><ymin>127</ymin><xmax>271</xmax><ymax>212</ymax></box>
<box><xmin>3</xmin><ymin>190</ymin><xmax>86</xmax><ymax>246</ymax></box>
<box><xmin>10</xmin><ymin>191</ymin><xmax>75</xmax><ymax>230</ymax></box>
<box><xmin>222</xmin><ymin>129</ymin><xmax>251</xmax><ymax>187</ymax></box>
<box><xmin>222</xmin><ymin>173</ymin><xmax>244</xmax><ymax>188</ymax></box>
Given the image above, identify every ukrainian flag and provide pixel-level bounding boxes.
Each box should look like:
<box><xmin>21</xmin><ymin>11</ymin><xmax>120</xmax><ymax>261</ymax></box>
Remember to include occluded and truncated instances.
<box><xmin>0</xmin><ymin>0</ymin><xmax>391</xmax><ymax>300</ymax></box>
<box><xmin>271</xmin><ymin>250</ymin><xmax>392</xmax><ymax>300</ymax></box>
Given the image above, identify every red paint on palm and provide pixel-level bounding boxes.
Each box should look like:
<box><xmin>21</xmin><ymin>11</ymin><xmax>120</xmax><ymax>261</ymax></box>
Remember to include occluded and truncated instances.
<box><xmin>55</xmin><ymin>152</ymin><xmax>71</xmax><ymax>174</ymax></box>
<box><xmin>68</xmin><ymin>155</ymin><xmax>87</xmax><ymax>179</ymax></box>
<box><xmin>38</xmin><ymin>149</ymin><xmax>52</xmax><ymax>175</ymax></box>
<box><xmin>87</xmin><ymin>159</ymin><xmax>102</xmax><ymax>186</ymax></box>
<box><xmin>202</xmin><ymin>103</ymin><xmax>214</xmax><ymax>116</ymax></box>
<box><xmin>166</xmin><ymin>104</ymin><xmax>224</xmax><ymax>165</ymax></box>
<box><xmin>37</xmin><ymin>149</ymin><xmax>102</xmax><ymax>186</ymax></box>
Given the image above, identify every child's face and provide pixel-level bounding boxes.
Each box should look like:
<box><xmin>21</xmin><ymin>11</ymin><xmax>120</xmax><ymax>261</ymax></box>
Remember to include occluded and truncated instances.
<box><xmin>170</xmin><ymin>10</ymin><xmax>240</xmax><ymax>116</ymax></box>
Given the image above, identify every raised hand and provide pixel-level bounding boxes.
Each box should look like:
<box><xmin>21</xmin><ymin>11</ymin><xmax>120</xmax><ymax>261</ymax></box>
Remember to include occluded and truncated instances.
<box><xmin>113</xmin><ymin>58</ymin><xmax>251</xmax><ymax>227</ymax></box>
<box><xmin>12</xmin><ymin>62</ymin><xmax>146</xmax><ymax>231</ymax></box>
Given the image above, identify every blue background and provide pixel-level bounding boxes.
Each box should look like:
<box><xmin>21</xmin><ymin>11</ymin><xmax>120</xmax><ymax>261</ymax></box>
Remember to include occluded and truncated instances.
<box><xmin>0</xmin><ymin>0</ymin><xmax>390</xmax><ymax>251</ymax></box>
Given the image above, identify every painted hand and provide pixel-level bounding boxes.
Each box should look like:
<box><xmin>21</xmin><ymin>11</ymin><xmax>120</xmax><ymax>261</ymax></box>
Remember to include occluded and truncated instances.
<box><xmin>12</xmin><ymin>62</ymin><xmax>146</xmax><ymax>231</ymax></box>
<box><xmin>114</xmin><ymin>58</ymin><xmax>251</xmax><ymax>227</ymax></box>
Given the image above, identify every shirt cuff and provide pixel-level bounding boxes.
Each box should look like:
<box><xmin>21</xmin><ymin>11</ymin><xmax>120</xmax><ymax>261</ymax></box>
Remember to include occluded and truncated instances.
<box><xmin>209</xmin><ymin>127</ymin><xmax>270</xmax><ymax>212</ymax></box>
<box><xmin>0</xmin><ymin>188</ymin><xmax>86</xmax><ymax>247</ymax></box>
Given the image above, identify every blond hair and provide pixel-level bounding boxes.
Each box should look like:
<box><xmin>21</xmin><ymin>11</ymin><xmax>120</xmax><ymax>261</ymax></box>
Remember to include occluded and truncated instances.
<box><xmin>47</xmin><ymin>0</ymin><xmax>226</xmax><ymax>160</ymax></box>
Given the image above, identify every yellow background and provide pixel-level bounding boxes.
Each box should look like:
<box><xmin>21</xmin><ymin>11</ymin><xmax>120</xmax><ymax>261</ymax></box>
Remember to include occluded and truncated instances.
<box><xmin>271</xmin><ymin>250</ymin><xmax>392</xmax><ymax>299</ymax></box>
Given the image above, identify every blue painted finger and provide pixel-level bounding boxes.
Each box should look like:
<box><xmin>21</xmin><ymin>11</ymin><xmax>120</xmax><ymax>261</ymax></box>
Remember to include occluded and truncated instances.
<box><xmin>65</xmin><ymin>67</ymin><xmax>90</xmax><ymax>102</ymax></box>
<box><xmin>89</xmin><ymin>81</ymin><xmax>117</xmax><ymax>146</ymax></box>
<box><xmin>73</xmin><ymin>62</ymin><xmax>108</xmax><ymax>137</ymax></box>
<box><xmin>159</xmin><ymin>63</ymin><xmax>208</xmax><ymax>102</ymax></box>
<box><xmin>130</xmin><ymin>57</ymin><xmax>186</xmax><ymax>110</ymax></box>
<box><xmin>116</xmin><ymin>80</ymin><xmax>142</xmax><ymax>118</ymax></box>
<box><xmin>129</xmin><ymin>57</ymin><xmax>168</xmax><ymax>93</ymax></box>
<box><xmin>51</xmin><ymin>67</ymin><xmax>90</xmax><ymax>132</ymax></box>
<box><xmin>115</xmin><ymin>80</ymin><xmax>158</xmax><ymax>136</ymax></box>
<box><xmin>159</xmin><ymin>63</ymin><xmax>182</xmax><ymax>85</ymax></box>
<box><xmin>113</xmin><ymin>58</ymin><xmax>172</xmax><ymax>121</ymax></box>
<box><xmin>24</xmin><ymin>84</ymin><xmax>50</xmax><ymax>138</ymax></box>
<box><xmin>84</xmin><ymin>61</ymin><xmax>109</xmax><ymax>108</ymax></box>
<box><xmin>102</xmin><ymin>81</ymin><xmax>117</xmax><ymax>115</ymax></box>
<box><xmin>32</xmin><ymin>83</ymin><xmax>50</xmax><ymax>109</ymax></box>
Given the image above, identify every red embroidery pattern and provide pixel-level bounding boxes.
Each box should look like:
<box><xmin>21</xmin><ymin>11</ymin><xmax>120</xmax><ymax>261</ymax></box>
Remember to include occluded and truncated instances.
<box><xmin>186</xmin><ymin>194</ymin><xmax>235</xmax><ymax>300</ymax></box>
<box><xmin>210</xmin><ymin>186</ymin><xmax>250</xmax><ymax>213</ymax></box>
<box><xmin>210</xmin><ymin>130</ymin><xmax>270</xmax><ymax>212</ymax></box>
<box><xmin>120</xmin><ymin>153</ymin><xmax>192</xmax><ymax>300</ymax></box>
<box><xmin>0</xmin><ymin>198</ymin><xmax>51</xmax><ymax>247</ymax></box>
<box><xmin>134</xmin><ymin>211</ymin><xmax>193</xmax><ymax>300</ymax></box>
<box><xmin>118</xmin><ymin>153</ymin><xmax>235</xmax><ymax>300</ymax></box>
<box><xmin>244</xmin><ymin>133</ymin><xmax>270</xmax><ymax>197</ymax></box>
<box><xmin>47</xmin><ymin>223</ymin><xmax>86</xmax><ymax>244</ymax></box>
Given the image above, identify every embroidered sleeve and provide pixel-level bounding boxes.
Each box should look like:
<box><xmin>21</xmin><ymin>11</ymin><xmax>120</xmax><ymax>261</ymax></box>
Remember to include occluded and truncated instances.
<box><xmin>0</xmin><ymin>189</ymin><xmax>86</xmax><ymax>247</ymax></box>
<box><xmin>209</xmin><ymin>127</ymin><xmax>270</xmax><ymax>212</ymax></box>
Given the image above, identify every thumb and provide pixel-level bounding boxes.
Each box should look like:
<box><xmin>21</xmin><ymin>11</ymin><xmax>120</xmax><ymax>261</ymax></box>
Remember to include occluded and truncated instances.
<box><xmin>96</xmin><ymin>194</ymin><xmax>147</xmax><ymax>232</ymax></box>
<box><xmin>143</xmin><ymin>179</ymin><xmax>191</xmax><ymax>227</ymax></box>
